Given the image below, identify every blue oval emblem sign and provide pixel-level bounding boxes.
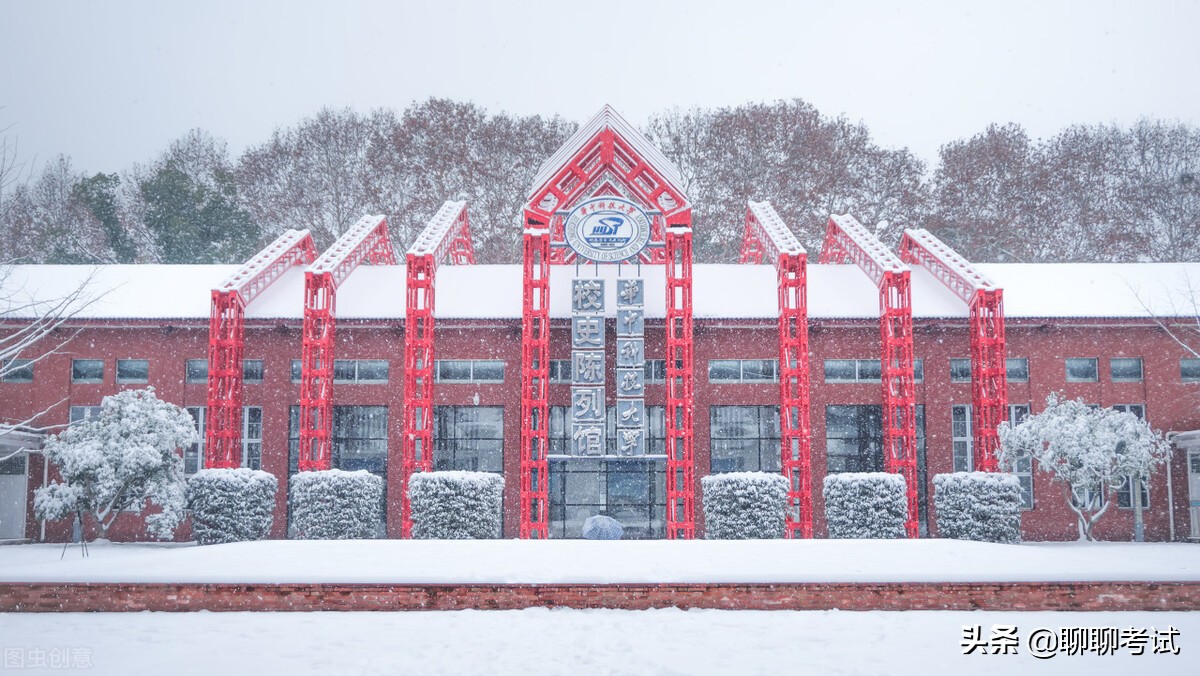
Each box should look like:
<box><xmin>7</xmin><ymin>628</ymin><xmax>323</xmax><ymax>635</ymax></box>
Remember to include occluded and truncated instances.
<box><xmin>564</xmin><ymin>197</ymin><xmax>652</xmax><ymax>263</ymax></box>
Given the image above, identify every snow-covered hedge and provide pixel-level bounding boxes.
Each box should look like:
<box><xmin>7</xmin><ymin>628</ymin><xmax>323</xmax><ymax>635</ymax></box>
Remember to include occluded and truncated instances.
<box><xmin>823</xmin><ymin>472</ymin><xmax>907</xmax><ymax>539</ymax></box>
<box><xmin>289</xmin><ymin>469</ymin><xmax>383</xmax><ymax>540</ymax></box>
<box><xmin>701</xmin><ymin>472</ymin><xmax>788</xmax><ymax>539</ymax></box>
<box><xmin>933</xmin><ymin>472</ymin><xmax>1022</xmax><ymax>544</ymax></box>
<box><xmin>186</xmin><ymin>468</ymin><xmax>278</xmax><ymax>545</ymax></box>
<box><xmin>409</xmin><ymin>471</ymin><xmax>504</xmax><ymax>539</ymax></box>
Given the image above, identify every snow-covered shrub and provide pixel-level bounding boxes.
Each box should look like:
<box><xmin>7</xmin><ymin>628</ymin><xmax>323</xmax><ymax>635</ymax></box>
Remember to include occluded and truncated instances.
<box><xmin>186</xmin><ymin>468</ymin><xmax>278</xmax><ymax>545</ymax></box>
<box><xmin>289</xmin><ymin>469</ymin><xmax>383</xmax><ymax>539</ymax></box>
<box><xmin>409</xmin><ymin>471</ymin><xmax>503</xmax><ymax>539</ymax></box>
<box><xmin>932</xmin><ymin>472</ymin><xmax>1022</xmax><ymax>544</ymax></box>
<box><xmin>701</xmin><ymin>472</ymin><xmax>788</xmax><ymax>539</ymax></box>
<box><xmin>34</xmin><ymin>387</ymin><xmax>197</xmax><ymax>541</ymax></box>
<box><xmin>823</xmin><ymin>472</ymin><xmax>907</xmax><ymax>539</ymax></box>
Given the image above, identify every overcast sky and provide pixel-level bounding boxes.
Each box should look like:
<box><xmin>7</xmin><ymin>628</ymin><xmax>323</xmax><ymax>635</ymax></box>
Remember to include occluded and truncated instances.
<box><xmin>1</xmin><ymin>0</ymin><xmax>1197</xmax><ymax>174</ymax></box>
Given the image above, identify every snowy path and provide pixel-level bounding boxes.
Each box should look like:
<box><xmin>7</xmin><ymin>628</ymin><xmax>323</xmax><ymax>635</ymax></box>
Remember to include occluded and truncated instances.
<box><xmin>1</xmin><ymin>539</ymin><xmax>1198</xmax><ymax>584</ymax></box>
<box><xmin>0</xmin><ymin>608</ymin><xmax>1195</xmax><ymax>675</ymax></box>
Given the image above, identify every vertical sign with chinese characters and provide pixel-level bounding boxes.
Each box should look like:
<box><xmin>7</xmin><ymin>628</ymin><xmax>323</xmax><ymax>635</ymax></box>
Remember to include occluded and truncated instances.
<box><xmin>615</xmin><ymin>278</ymin><xmax>646</xmax><ymax>456</ymax></box>
<box><xmin>571</xmin><ymin>279</ymin><xmax>605</xmax><ymax>456</ymax></box>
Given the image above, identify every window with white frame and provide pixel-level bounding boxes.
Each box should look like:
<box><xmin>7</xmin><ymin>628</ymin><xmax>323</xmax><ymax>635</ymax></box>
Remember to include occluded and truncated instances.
<box><xmin>549</xmin><ymin>360</ymin><xmax>571</xmax><ymax>384</ymax></box>
<box><xmin>950</xmin><ymin>358</ymin><xmax>972</xmax><ymax>383</ymax></box>
<box><xmin>116</xmin><ymin>359</ymin><xmax>149</xmax><ymax>384</ymax></box>
<box><xmin>72</xmin><ymin>359</ymin><xmax>104</xmax><ymax>383</ymax></box>
<box><xmin>333</xmin><ymin>359</ymin><xmax>389</xmax><ymax>384</ymax></box>
<box><xmin>290</xmin><ymin>359</ymin><xmax>302</xmax><ymax>383</ymax></box>
<box><xmin>1110</xmin><ymin>357</ymin><xmax>1143</xmax><ymax>382</ymax></box>
<box><xmin>1</xmin><ymin>358</ymin><xmax>34</xmax><ymax>383</ymax></box>
<box><xmin>185</xmin><ymin>359</ymin><xmax>208</xmax><ymax>384</ymax></box>
<box><xmin>1065</xmin><ymin>357</ymin><xmax>1098</xmax><ymax>382</ymax></box>
<box><xmin>434</xmin><ymin>359</ymin><xmax>504</xmax><ymax>383</ymax></box>
<box><xmin>644</xmin><ymin>359</ymin><xmax>667</xmax><ymax>384</ymax></box>
<box><xmin>825</xmin><ymin>405</ymin><xmax>884</xmax><ymax>474</ymax></box>
<box><xmin>1009</xmin><ymin>404</ymin><xmax>1033</xmax><ymax>509</ymax></box>
<box><xmin>951</xmin><ymin>404</ymin><xmax>973</xmax><ymax>472</ymax></box>
<box><xmin>708</xmin><ymin>359</ymin><xmax>778</xmax><ymax>383</ymax></box>
<box><xmin>1006</xmin><ymin>358</ymin><xmax>1029</xmax><ymax>382</ymax></box>
<box><xmin>823</xmin><ymin>359</ymin><xmax>881</xmax><ymax>383</ymax></box>
<box><xmin>1182</xmin><ymin>358</ymin><xmax>1200</xmax><ymax>382</ymax></box>
<box><xmin>242</xmin><ymin>406</ymin><xmax>263</xmax><ymax>469</ymax></box>
<box><xmin>709</xmin><ymin>406</ymin><xmax>781</xmax><ymax>473</ymax></box>
<box><xmin>69</xmin><ymin>406</ymin><xmax>102</xmax><ymax>424</ymax></box>
<box><xmin>243</xmin><ymin>360</ymin><xmax>264</xmax><ymax>384</ymax></box>
<box><xmin>185</xmin><ymin>407</ymin><xmax>206</xmax><ymax>474</ymax></box>
<box><xmin>434</xmin><ymin>406</ymin><xmax>503</xmax><ymax>472</ymax></box>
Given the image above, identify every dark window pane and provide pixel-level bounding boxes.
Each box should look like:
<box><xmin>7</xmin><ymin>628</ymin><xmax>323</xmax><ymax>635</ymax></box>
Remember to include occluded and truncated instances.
<box><xmin>857</xmin><ymin>360</ymin><xmax>882</xmax><ymax>381</ymax></box>
<box><xmin>708</xmin><ymin>360</ymin><xmax>740</xmax><ymax>382</ymax></box>
<box><xmin>1066</xmin><ymin>358</ymin><xmax>1098</xmax><ymax>382</ymax></box>
<box><xmin>72</xmin><ymin>359</ymin><xmax>105</xmax><ymax>383</ymax></box>
<box><xmin>333</xmin><ymin>360</ymin><xmax>357</xmax><ymax>382</ymax></box>
<box><xmin>472</xmin><ymin>361</ymin><xmax>504</xmax><ymax>382</ymax></box>
<box><xmin>291</xmin><ymin>359</ymin><xmax>302</xmax><ymax>382</ymax></box>
<box><xmin>644</xmin><ymin>360</ymin><xmax>666</xmax><ymax>383</ymax></box>
<box><xmin>913</xmin><ymin>359</ymin><xmax>924</xmax><ymax>382</ymax></box>
<box><xmin>242</xmin><ymin>359</ymin><xmax>264</xmax><ymax>383</ymax></box>
<box><xmin>1110</xmin><ymin>358</ymin><xmax>1142</xmax><ymax>382</ymax></box>
<box><xmin>116</xmin><ymin>359</ymin><xmax>149</xmax><ymax>383</ymax></box>
<box><xmin>824</xmin><ymin>359</ymin><xmax>856</xmax><ymax>381</ymax></box>
<box><xmin>1006</xmin><ymin>358</ymin><xmax>1029</xmax><ymax>382</ymax></box>
<box><xmin>2</xmin><ymin>359</ymin><xmax>34</xmax><ymax>383</ymax></box>
<box><xmin>356</xmin><ymin>360</ymin><xmax>389</xmax><ymax>382</ymax></box>
<box><xmin>185</xmin><ymin>359</ymin><xmax>207</xmax><ymax>384</ymax></box>
<box><xmin>437</xmin><ymin>360</ymin><xmax>472</xmax><ymax>381</ymax></box>
<box><xmin>1182</xmin><ymin>359</ymin><xmax>1200</xmax><ymax>382</ymax></box>
<box><xmin>824</xmin><ymin>405</ymin><xmax>883</xmax><ymax>474</ymax></box>
<box><xmin>950</xmin><ymin>359</ymin><xmax>971</xmax><ymax>382</ymax></box>
<box><xmin>741</xmin><ymin>359</ymin><xmax>776</xmax><ymax>382</ymax></box>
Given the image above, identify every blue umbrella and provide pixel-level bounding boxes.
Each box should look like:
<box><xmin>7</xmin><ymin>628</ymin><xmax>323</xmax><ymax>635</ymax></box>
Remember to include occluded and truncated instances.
<box><xmin>582</xmin><ymin>514</ymin><xmax>624</xmax><ymax>540</ymax></box>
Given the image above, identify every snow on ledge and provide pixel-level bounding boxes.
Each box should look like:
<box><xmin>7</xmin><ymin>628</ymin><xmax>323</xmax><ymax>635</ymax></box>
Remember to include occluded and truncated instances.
<box><xmin>1</xmin><ymin>539</ymin><xmax>1197</xmax><ymax>585</ymax></box>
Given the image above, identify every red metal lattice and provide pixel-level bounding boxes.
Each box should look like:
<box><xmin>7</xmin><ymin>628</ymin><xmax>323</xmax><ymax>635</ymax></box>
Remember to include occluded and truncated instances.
<box><xmin>206</xmin><ymin>230</ymin><xmax>316</xmax><ymax>469</ymax></box>
<box><xmin>519</xmin><ymin>222</ymin><xmax>551</xmax><ymax>539</ymax></box>
<box><xmin>898</xmin><ymin>229</ymin><xmax>1008</xmax><ymax>472</ymax></box>
<box><xmin>400</xmin><ymin>201</ymin><xmax>475</xmax><ymax>538</ymax></box>
<box><xmin>740</xmin><ymin>202</ymin><xmax>813</xmax><ymax>538</ymax></box>
<box><xmin>821</xmin><ymin>215</ymin><xmax>919</xmax><ymax>538</ymax></box>
<box><xmin>298</xmin><ymin>216</ymin><xmax>396</xmax><ymax>472</ymax></box>
<box><xmin>665</xmin><ymin>226</ymin><xmax>696</xmax><ymax>539</ymax></box>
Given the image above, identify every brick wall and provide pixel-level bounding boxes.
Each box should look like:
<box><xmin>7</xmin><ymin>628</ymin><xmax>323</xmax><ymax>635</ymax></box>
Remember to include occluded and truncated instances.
<box><xmin>1</xmin><ymin>581</ymin><xmax>1197</xmax><ymax>612</ymax></box>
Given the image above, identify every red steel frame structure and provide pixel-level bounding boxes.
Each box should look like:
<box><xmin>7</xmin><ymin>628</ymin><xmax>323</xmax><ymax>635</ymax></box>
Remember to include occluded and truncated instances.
<box><xmin>400</xmin><ymin>201</ymin><xmax>476</xmax><ymax>537</ymax></box>
<box><xmin>899</xmin><ymin>228</ymin><xmax>1007</xmax><ymax>472</ymax></box>
<box><xmin>739</xmin><ymin>202</ymin><xmax>813</xmax><ymax>538</ymax></box>
<box><xmin>521</xmin><ymin>106</ymin><xmax>694</xmax><ymax>539</ymax></box>
<box><xmin>298</xmin><ymin>215</ymin><xmax>397</xmax><ymax>471</ymax></box>
<box><xmin>820</xmin><ymin>214</ymin><xmax>919</xmax><ymax>538</ymax></box>
<box><xmin>206</xmin><ymin>229</ymin><xmax>317</xmax><ymax>468</ymax></box>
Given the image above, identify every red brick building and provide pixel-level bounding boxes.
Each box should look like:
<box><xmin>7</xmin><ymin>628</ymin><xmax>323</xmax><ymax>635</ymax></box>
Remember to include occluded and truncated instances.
<box><xmin>2</xmin><ymin>107</ymin><xmax>1199</xmax><ymax>543</ymax></box>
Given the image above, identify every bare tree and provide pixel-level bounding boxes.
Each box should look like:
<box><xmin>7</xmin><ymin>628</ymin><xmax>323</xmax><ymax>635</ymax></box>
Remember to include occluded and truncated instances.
<box><xmin>0</xmin><ymin>265</ymin><xmax>101</xmax><ymax>462</ymax></box>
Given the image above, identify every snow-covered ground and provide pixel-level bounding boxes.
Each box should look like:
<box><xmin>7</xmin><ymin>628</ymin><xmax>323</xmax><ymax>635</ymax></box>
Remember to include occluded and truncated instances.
<box><xmin>0</xmin><ymin>608</ymin><xmax>1194</xmax><ymax>675</ymax></box>
<box><xmin>0</xmin><ymin>539</ymin><xmax>1197</xmax><ymax>584</ymax></box>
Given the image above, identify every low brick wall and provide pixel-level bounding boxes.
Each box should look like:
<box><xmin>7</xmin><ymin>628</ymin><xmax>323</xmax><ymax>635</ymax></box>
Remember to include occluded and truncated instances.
<box><xmin>1</xmin><ymin>581</ymin><xmax>1198</xmax><ymax>612</ymax></box>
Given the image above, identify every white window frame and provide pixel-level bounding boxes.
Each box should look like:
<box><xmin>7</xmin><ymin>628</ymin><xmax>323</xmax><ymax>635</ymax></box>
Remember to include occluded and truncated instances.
<box><xmin>1009</xmin><ymin>403</ymin><xmax>1034</xmax><ymax>510</ymax></box>
<box><xmin>185</xmin><ymin>359</ymin><xmax>208</xmax><ymax>384</ymax></box>
<box><xmin>69</xmin><ymin>406</ymin><xmax>102</xmax><ymax>424</ymax></box>
<box><xmin>1182</xmin><ymin>358</ymin><xmax>1200</xmax><ymax>383</ymax></box>
<box><xmin>1</xmin><ymin>358</ymin><xmax>35</xmax><ymax>383</ymax></box>
<box><xmin>709</xmin><ymin>359</ymin><xmax>779</xmax><ymax>384</ymax></box>
<box><xmin>1006</xmin><ymin>357</ymin><xmax>1029</xmax><ymax>383</ymax></box>
<box><xmin>242</xmin><ymin>359</ymin><xmax>265</xmax><ymax>384</ymax></box>
<box><xmin>949</xmin><ymin>358</ymin><xmax>972</xmax><ymax>383</ymax></box>
<box><xmin>333</xmin><ymin>359</ymin><xmax>390</xmax><ymax>385</ymax></box>
<box><xmin>951</xmin><ymin>404</ymin><xmax>973</xmax><ymax>472</ymax></box>
<box><xmin>116</xmin><ymin>358</ymin><xmax>149</xmax><ymax>384</ymax></box>
<box><xmin>242</xmin><ymin>406</ymin><xmax>263</xmax><ymax>469</ymax></box>
<box><xmin>71</xmin><ymin>359</ymin><xmax>105</xmax><ymax>384</ymax></box>
<box><xmin>1109</xmin><ymin>357</ymin><xmax>1143</xmax><ymax>383</ymax></box>
<box><xmin>185</xmin><ymin>406</ymin><xmax>206</xmax><ymax>475</ymax></box>
<box><xmin>434</xmin><ymin>359</ymin><xmax>505</xmax><ymax>384</ymax></box>
<box><xmin>1065</xmin><ymin>357</ymin><xmax>1098</xmax><ymax>383</ymax></box>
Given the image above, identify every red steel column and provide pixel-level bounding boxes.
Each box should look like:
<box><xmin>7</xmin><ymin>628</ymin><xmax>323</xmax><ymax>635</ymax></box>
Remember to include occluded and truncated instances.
<box><xmin>665</xmin><ymin>226</ymin><xmax>695</xmax><ymax>539</ymax></box>
<box><xmin>298</xmin><ymin>272</ymin><xmax>335</xmax><ymax>471</ymax></box>
<box><xmin>401</xmin><ymin>253</ymin><xmax>436</xmax><ymax>537</ymax></box>
<box><xmin>970</xmin><ymin>290</ymin><xmax>1007</xmax><ymax>472</ymax></box>
<box><xmin>879</xmin><ymin>271</ymin><xmax>919</xmax><ymax>538</ymax></box>
<box><xmin>519</xmin><ymin>228</ymin><xmax>551</xmax><ymax>538</ymax></box>
<box><xmin>777</xmin><ymin>252</ymin><xmax>813</xmax><ymax>538</ymax></box>
<box><xmin>205</xmin><ymin>291</ymin><xmax>244</xmax><ymax>469</ymax></box>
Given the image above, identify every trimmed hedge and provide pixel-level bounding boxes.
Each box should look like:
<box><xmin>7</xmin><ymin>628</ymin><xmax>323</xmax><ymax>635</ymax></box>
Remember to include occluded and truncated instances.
<box><xmin>186</xmin><ymin>468</ymin><xmax>277</xmax><ymax>545</ymax></box>
<box><xmin>289</xmin><ymin>469</ymin><xmax>383</xmax><ymax>539</ymax></box>
<box><xmin>823</xmin><ymin>472</ymin><xmax>907</xmax><ymax>539</ymax></box>
<box><xmin>933</xmin><ymin>472</ymin><xmax>1022</xmax><ymax>543</ymax></box>
<box><xmin>409</xmin><ymin>471</ymin><xmax>504</xmax><ymax>539</ymax></box>
<box><xmin>701</xmin><ymin>472</ymin><xmax>788</xmax><ymax>539</ymax></box>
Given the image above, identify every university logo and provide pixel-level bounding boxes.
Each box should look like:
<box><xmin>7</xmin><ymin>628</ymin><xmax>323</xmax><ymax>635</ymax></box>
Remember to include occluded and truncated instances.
<box><xmin>564</xmin><ymin>197</ymin><xmax>652</xmax><ymax>263</ymax></box>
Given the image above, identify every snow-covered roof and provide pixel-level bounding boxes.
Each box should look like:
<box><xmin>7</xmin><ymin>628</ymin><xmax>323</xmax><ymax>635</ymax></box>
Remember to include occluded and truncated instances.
<box><xmin>2</xmin><ymin>262</ymin><xmax>1199</xmax><ymax>322</ymax></box>
<box><xmin>527</xmin><ymin>105</ymin><xmax>686</xmax><ymax>203</ymax></box>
